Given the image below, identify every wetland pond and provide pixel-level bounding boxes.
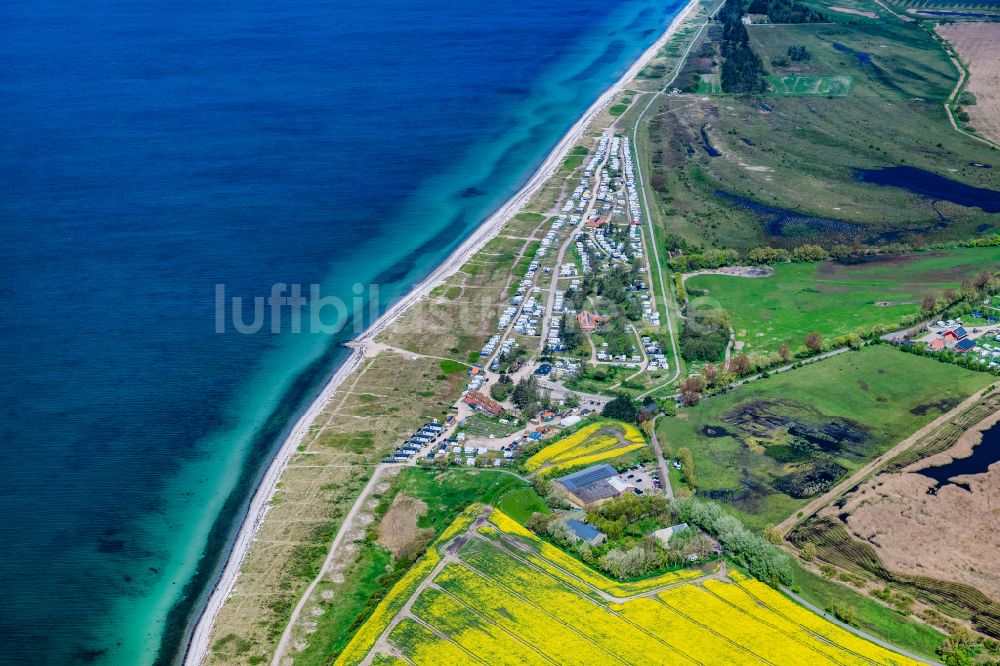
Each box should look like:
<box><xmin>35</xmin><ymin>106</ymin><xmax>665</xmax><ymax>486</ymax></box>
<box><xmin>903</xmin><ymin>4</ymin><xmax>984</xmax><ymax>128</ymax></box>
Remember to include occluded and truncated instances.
<box><xmin>915</xmin><ymin>420</ymin><xmax>1000</xmax><ymax>493</ymax></box>
<box><xmin>855</xmin><ymin>166</ymin><xmax>1000</xmax><ymax>213</ymax></box>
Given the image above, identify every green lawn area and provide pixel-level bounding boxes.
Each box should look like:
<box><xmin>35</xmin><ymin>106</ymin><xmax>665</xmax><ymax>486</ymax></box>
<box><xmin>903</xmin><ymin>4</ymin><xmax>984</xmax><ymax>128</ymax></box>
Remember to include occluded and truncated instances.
<box><xmin>497</xmin><ymin>487</ymin><xmax>550</xmax><ymax>523</ymax></box>
<box><xmin>459</xmin><ymin>413</ymin><xmax>522</xmax><ymax>439</ymax></box>
<box><xmin>790</xmin><ymin>562</ymin><xmax>946</xmax><ymax>660</ymax></box>
<box><xmin>659</xmin><ymin>345</ymin><xmax>992</xmax><ymax>529</ymax></box>
<box><xmin>696</xmin><ymin>72</ymin><xmax>722</xmax><ymax>95</ymax></box>
<box><xmin>439</xmin><ymin>359</ymin><xmax>468</xmax><ymax>375</ymax></box>
<box><xmin>686</xmin><ymin>248</ymin><xmax>1000</xmax><ymax>354</ymax></box>
<box><xmin>292</xmin><ymin>468</ymin><xmax>528</xmax><ymax>665</ymax></box>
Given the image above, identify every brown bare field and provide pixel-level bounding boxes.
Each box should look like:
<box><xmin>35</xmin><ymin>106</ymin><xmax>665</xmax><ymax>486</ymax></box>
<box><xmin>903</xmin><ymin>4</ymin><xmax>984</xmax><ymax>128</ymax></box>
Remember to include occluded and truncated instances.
<box><xmin>937</xmin><ymin>22</ymin><xmax>1000</xmax><ymax>146</ymax></box>
<box><xmin>824</xmin><ymin>408</ymin><xmax>1000</xmax><ymax>602</ymax></box>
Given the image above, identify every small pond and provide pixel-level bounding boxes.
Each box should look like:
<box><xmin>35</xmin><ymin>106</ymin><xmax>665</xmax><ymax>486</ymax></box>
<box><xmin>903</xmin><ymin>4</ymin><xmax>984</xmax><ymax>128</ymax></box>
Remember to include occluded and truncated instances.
<box><xmin>915</xmin><ymin>420</ymin><xmax>1000</xmax><ymax>494</ymax></box>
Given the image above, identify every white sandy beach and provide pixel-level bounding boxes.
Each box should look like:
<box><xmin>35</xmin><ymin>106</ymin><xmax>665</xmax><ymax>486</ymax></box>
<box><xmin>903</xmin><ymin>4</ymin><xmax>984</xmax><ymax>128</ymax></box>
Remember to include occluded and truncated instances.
<box><xmin>183</xmin><ymin>2</ymin><xmax>700</xmax><ymax>663</ymax></box>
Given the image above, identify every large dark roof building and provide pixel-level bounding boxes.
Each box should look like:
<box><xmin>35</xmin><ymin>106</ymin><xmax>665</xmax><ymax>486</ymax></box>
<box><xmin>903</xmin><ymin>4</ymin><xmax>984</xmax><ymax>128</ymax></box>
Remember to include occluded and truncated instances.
<box><xmin>554</xmin><ymin>464</ymin><xmax>633</xmax><ymax>508</ymax></box>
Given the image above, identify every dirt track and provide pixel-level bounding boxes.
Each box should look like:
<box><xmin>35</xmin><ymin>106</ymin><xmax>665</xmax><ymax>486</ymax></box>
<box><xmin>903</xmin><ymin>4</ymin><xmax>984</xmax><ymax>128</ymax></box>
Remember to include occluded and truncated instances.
<box><xmin>937</xmin><ymin>22</ymin><xmax>1000</xmax><ymax>147</ymax></box>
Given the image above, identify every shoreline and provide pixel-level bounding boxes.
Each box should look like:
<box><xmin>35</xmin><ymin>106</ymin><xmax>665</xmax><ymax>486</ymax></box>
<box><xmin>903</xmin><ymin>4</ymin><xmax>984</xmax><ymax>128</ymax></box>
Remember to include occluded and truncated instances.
<box><xmin>182</xmin><ymin>2</ymin><xmax>699</xmax><ymax>662</ymax></box>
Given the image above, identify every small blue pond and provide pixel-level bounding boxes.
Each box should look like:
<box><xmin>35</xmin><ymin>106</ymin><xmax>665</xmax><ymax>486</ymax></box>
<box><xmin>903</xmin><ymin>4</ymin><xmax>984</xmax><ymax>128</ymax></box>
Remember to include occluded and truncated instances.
<box><xmin>915</xmin><ymin>420</ymin><xmax>1000</xmax><ymax>494</ymax></box>
<box><xmin>855</xmin><ymin>166</ymin><xmax>1000</xmax><ymax>213</ymax></box>
<box><xmin>701</xmin><ymin>126</ymin><xmax>721</xmax><ymax>157</ymax></box>
<box><xmin>832</xmin><ymin>42</ymin><xmax>871</xmax><ymax>65</ymax></box>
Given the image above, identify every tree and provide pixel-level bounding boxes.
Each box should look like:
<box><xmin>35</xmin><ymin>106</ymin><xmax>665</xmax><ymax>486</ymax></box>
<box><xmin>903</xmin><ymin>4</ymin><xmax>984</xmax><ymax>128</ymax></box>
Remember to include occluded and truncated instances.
<box><xmin>805</xmin><ymin>332</ymin><xmax>823</xmax><ymax>354</ymax></box>
<box><xmin>922</xmin><ymin>293</ymin><xmax>937</xmax><ymax>313</ymax></box>
<box><xmin>561</xmin><ymin>313</ymin><xmax>584</xmax><ymax>351</ymax></box>
<box><xmin>525</xmin><ymin>512</ymin><xmax>552</xmax><ymax>534</ymax></box>
<box><xmin>677</xmin><ymin>447</ymin><xmax>697</xmax><ymax>488</ymax></box>
<box><xmin>602</xmin><ymin>394</ymin><xmax>640</xmax><ymax>423</ymax></box>
<box><xmin>679</xmin><ymin>377</ymin><xmax>705</xmax><ymax>406</ymax></box>
<box><xmin>490</xmin><ymin>381</ymin><xmax>513</xmax><ymax>402</ymax></box>
<box><xmin>787</xmin><ymin>45</ymin><xmax>811</xmax><ymax>61</ymax></box>
<box><xmin>779</xmin><ymin>343</ymin><xmax>791</xmax><ymax>362</ymax></box>
<box><xmin>829</xmin><ymin>244</ymin><xmax>853</xmax><ymax>261</ymax></box>
<box><xmin>791</xmin><ymin>244</ymin><xmax>827</xmax><ymax>262</ymax></box>
<box><xmin>746</xmin><ymin>247</ymin><xmax>790</xmax><ymax>265</ymax></box>
<box><xmin>729</xmin><ymin>354</ymin><xmax>751</xmax><ymax>375</ymax></box>
<box><xmin>512</xmin><ymin>376</ymin><xmax>540</xmax><ymax>414</ymax></box>
<box><xmin>800</xmin><ymin>542</ymin><xmax>817</xmax><ymax>562</ymax></box>
<box><xmin>704</xmin><ymin>363</ymin><xmax>719</xmax><ymax>386</ymax></box>
<box><xmin>762</xmin><ymin>523</ymin><xmax>783</xmax><ymax>545</ymax></box>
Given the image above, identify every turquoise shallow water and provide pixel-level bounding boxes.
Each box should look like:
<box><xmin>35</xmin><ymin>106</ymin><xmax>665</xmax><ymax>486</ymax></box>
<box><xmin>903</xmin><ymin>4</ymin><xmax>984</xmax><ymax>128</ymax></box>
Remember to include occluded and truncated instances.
<box><xmin>0</xmin><ymin>0</ymin><xmax>682</xmax><ymax>662</ymax></box>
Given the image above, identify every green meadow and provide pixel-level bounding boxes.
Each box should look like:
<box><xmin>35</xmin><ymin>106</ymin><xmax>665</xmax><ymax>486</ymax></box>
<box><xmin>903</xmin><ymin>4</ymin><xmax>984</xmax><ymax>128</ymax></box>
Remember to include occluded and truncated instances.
<box><xmin>659</xmin><ymin>345</ymin><xmax>992</xmax><ymax>528</ymax></box>
<box><xmin>686</xmin><ymin>248</ymin><xmax>1000</xmax><ymax>354</ymax></box>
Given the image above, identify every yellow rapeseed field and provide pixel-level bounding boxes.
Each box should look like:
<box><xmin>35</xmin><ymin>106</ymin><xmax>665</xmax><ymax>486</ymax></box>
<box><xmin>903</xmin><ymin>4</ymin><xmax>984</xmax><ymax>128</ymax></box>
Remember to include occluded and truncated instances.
<box><xmin>343</xmin><ymin>508</ymin><xmax>920</xmax><ymax>665</ymax></box>
<box><xmin>535</xmin><ymin>442</ymin><xmax>645</xmax><ymax>476</ymax></box>
<box><xmin>523</xmin><ymin>419</ymin><xmax>647</xmax><ymax>473</ymax></box>
<box><xmin>433</xmin><ymin>562</ymin><xmax>617</xmax><ymax>665</ymax></box>
<box><xmin>411</xmin><ymin>587</ymin><xmax>544</xmax><ymax>665</ymax></box>
<box><xmin>727</xmin><ymin>572</ymin><xmax>919</xmax><ymax>665</ymax></box>
<box><xmin>387</xmin><ymin>618</ymin><xmax>480</xmax><ymax>665</ymax></box>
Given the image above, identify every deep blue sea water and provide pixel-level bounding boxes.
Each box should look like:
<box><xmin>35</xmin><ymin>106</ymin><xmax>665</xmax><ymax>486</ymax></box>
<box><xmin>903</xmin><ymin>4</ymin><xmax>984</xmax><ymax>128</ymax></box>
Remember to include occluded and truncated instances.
<box><xmin>0</xmin><ymin>0</ymin><xmax>682</xmax><ymax>663</ymax></box>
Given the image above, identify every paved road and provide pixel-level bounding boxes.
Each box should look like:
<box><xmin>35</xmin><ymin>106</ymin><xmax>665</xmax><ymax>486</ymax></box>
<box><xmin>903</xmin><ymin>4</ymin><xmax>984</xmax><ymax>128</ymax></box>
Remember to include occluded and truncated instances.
<box><xmin>538</xmin><ymin>132</ymin><xmax>613</xmax><ymax>354</ymax></box>
<box><xmin>647</xmin><ymin>415</ymin><xmax>674</xmax><ymax>500</ymax></box>
<box><xmin>630</xmin><ymin>7</ymin><xmax>721</xmax><ymax>400</ymax></box>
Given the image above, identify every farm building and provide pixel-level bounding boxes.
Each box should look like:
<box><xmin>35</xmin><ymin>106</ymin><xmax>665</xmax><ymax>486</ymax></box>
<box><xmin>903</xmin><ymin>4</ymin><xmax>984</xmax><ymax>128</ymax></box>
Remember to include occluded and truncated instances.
<box><xmin>653</xmin><ymin>523</ymin><xmax>690</xmax><ymax>545</ymax></box>
<box><xmin>944</xmin><ymin>326</ymin><xmax>968</xmax><ymax>343</ymax></box>
<box><xmin>555</xmin><ymin>463</ymin><xmax>634</xmax><ymax>509</ymax></box>
<box><xmin>956</xmin><ymin>338</ymin><xmax>977</xmax><ymax>353</ymax></box>
<box><xmin>462</xmin><ymin>390</ymin><xmax>504</xmax><ymax>417</ymax></box>
<box><xmin>565</xmin><ymin>519</ymin><xmax>606</xmax><ymax>546</ymax></box>
<box><xmin>577</xmin><ymin>310</ymin><xmax>610</xmax><ymax>332</ymax></box>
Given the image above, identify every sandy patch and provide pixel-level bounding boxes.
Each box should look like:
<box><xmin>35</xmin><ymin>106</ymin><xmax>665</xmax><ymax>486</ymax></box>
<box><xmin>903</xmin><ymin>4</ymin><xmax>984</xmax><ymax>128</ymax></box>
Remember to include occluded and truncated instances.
<box><xmin>738</xmin><ymin>162</ymin><xmax>774</xmax><ymax>172</ymax></box>
<box><xmin>830</xmin><ymin>6</ymin><xmax>878</xmax><ymax>18</ymax></box>
<box><xmin>682</xmin><ymin>265</ymin><xmax>775</xmax><ymax>282</ymax></box>
<box><xmin>376</xmin><ymin>493</ymin><xmax>433</xmax><ymax>559</ymax></box>
<box><xmin>937</xmin><ymin>22</ymin><xmax>1000</xmax><ymax>146</ymax></box>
